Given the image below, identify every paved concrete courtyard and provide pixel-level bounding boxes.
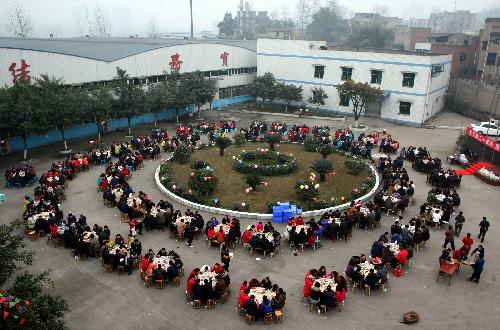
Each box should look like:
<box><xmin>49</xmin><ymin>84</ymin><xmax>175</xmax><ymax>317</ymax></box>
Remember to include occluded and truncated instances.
<box><xmin>1</xmin><ymin>109</ymin><xmax>499</xmax><ymax>330</ymax></box>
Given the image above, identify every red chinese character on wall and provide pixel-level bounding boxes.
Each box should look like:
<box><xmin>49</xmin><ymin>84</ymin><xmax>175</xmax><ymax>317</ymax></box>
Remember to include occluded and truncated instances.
<box><xmin>8</xmin><ymin>59</ymin><xmax>31</xmax><ymax>83</ymax></box>
<box><xmin>169</xmin><ymin>53</ymin><xmax>183</xmax><ymax>71</ymax></box>
<box><xmin>220</xmin><ymin>52</ymin><xmax>229</xmax><ymax>66</ymax></box>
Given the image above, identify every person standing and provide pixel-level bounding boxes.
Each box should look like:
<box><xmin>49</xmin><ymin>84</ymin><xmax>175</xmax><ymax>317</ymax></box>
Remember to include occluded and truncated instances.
<box><xmin>221</xmin><ymin>247</ymin><xmax>231</xmax><ymax>272</ymax></box>
<box><xmin>443</xmin><ymin>225</ymin><xmax>455</xmax><ymax>250</ymax></box>
<box><xmin>454</xmin><ymin>211</ymin><xmax>465</xmax><ymax>236</ymax></box>
<box><xmin>468</xmin><ymin>254</ymin><xmax>485</xmax><ymax>283</ymax></box>
<box><xmin>478</xmin><ymin>217</ymin><xmax>490</xmax><ymax>243</ymax></box>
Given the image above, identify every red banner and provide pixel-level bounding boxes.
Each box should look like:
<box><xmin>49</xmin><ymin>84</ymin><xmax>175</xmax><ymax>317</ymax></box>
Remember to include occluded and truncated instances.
<box><xmin>466</xmin><ymin>127</ymin><xmax>500</xmax><ymax>152</ymax></box>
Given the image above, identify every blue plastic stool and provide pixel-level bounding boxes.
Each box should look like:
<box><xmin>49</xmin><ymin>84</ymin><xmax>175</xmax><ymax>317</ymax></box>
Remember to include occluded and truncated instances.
<box><xmin>14</xmin><ymin>183</ymin><xmax>21</xmax><ymax>189</ymax></box>
<box><xmin>5</xmin><ymin>181</ymin><xmax>12</xmax><ymax>188</ymax></box>
<box><xmin>100</xmin><ymin>159</ymin><xmax>107</xmax><ymax>165</ymax></box>
<box><xmin>0</xmin><ymin>193</ymin><xmax>7</xmax><ymax>204</ymax></box>
<box><xmin>128</xmin><ymin>165</ymin><xmax>136</xmax><ymax>172</ymax></box>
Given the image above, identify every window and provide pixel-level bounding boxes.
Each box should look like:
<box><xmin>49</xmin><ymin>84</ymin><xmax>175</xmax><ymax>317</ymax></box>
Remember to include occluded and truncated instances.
<box><xmin>459</xmin><ymin>53</ymin><xmax>467</xmax><ymax>62</ymax></box>
<box><xmin>399</xmin><ymin>101</ymin><xmax>412</xmax><ymax>115</ymax></box>
<box><xmin>341</xmin><ymin>67</ymin><xmax>352</xmax><ymax>81</ymax></box>
<box><xmin>482</xmin><ymin>41</ymin><xmax>488</xmax><ymax>50</ymax></box>
<box><xmin>370</xmin><ymin>70</ymin><xmax>383</xmax><ymax>84</ymax></box>
<box><xmin>402</xmin><ymin>72</ymin><xmax>415</xmax><ymax>88</ymax></box>
<box><xmin>431</xmin><ymin>64</ymin><xmax>444</xmax><ymax>77</ymax></box>
<box><xmin>219</xmin><ymin>88</ymin><xmax>231</xmax><ymax>99</ymax></box>
<box><xmin>314</xmin><ymin>65</ymin><xmax>325</xmax><ymax>79</ymax></box>
<box><xmin>339</xmin><ymin>94</ymin><xmax>349</xmax><ymax>107</ymax></box>
<box><xmin>486</xmin><ymin>52</ymin><xmax>497</xmax><ymax>66</ymax></box>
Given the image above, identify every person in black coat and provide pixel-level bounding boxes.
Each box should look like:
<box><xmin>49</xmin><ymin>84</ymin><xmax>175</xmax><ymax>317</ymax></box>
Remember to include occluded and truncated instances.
<box><xmin>244</xmin><ymin>296</ymin><xmax>259</xmax><ymax>320</ymax></box>
<box><xmin>371</xmin><ymin>239</ymin><xmax>384</xmax><ymax>258</ymax></box>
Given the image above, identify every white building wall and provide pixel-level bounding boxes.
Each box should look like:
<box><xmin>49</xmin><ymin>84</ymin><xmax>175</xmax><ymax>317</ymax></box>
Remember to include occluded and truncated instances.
<box><xmin>0</xmin><ymin>43</ymin><xmax>257</xmax><ymax>91</ymax></box>
<box><xmin>257</xmin><ymin>39</ymin><xmax>452</xmax><ymax>125</ymax></box>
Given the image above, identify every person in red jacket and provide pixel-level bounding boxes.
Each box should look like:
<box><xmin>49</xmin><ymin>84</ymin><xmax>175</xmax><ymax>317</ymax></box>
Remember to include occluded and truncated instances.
<box><xmin>241</xmin><ymin>230</ymin><xmax>252</xmax><ymax>244</ymax></box>
<box><xmin>393</xmin><ymin>246</ymin><xmax>408</xmax><ymax>267</ymax></box>
<box><xmin>207</xmin><ymin>227</ymin><xmax>216</xmax><ymax>240</ymax></box>
<box><xmin>462</xmin><ymin>233</ymin><xmax>473</xmax><ymax>253</ymax></box>
<box><xmin>186</xmin><ymin>275</ymin><xmax>196</xmax><ymax>295</ymax></box>
<box><xmin>307</xmin><ymin>232</ymin><xmax>316</xmax><ymax>247</ymax></box>
<box><xmin>240</xmin><ymin>280</ymin><xmax>248</xmax><ymax>293</ymax></box>
<box><xmin>141</xmin><ymin>254</ymin><xmax>150</xmax><ymax>272</ymax></box>
<box><xmin>303</xmin><ymin>275</ymin><xmax>314</xmax><ymax>298</ymax></box>
<box><xmin>255</xmin><ymin>222</ymin><xmax>264</xmax><ymax>232</ymax></box>
<box><xmin>238</xmin><ymin>289</ymin><xmax>250</xmax><ymax>307</ymax></box>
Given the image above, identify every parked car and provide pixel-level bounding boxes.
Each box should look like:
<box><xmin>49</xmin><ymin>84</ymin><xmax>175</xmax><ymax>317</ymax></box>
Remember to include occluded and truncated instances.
<box><xmin>471</xmin><ymin>122</ymin><xmax>500</xmax><ymax>136</ymax></box>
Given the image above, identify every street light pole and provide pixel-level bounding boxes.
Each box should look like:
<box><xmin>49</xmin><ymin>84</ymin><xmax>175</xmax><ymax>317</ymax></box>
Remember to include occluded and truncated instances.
<box><xmin>190</xmin><ymin>0</ymin><xmax>194</xmax><ymax>39</ymax></box>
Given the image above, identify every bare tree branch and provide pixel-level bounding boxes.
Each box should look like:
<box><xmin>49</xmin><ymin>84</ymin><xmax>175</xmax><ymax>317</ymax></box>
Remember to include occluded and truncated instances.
<box><xmin>6</xmin><ymin>1</ymin><xmax>35</xmax><ymax>38</ymax></box>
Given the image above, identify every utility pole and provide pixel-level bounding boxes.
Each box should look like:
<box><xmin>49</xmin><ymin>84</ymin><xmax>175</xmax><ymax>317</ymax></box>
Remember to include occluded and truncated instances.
<box><xmin>190</xmin><ymin>0</ymin><xmax>194</xmax><ymax>38</ymax></box>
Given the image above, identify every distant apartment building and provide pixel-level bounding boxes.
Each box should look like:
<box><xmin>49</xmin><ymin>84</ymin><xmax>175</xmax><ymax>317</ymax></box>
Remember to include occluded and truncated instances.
<box><xmin>351</xmin><ymin>13</ymin><xmax>403</xmax><ymax>30</ymax></box>
<box><xmin>476</xmin><ymin>18</ymin><xmax>500</xmax><ymax>84</ymax></box>
<box><xmin>416</xmin><ymin>33</ymin><xmax>480</xmax><ymax>79</ymax></box>
<box><xmin>409</xmin><ymin>18</ymin><xmax>430</xmax><ymax>28</ymax></box>
<box><xmin>429</xmin><ymin>10</ymin><xmax>477</xmax><ymax>34</ymax></box>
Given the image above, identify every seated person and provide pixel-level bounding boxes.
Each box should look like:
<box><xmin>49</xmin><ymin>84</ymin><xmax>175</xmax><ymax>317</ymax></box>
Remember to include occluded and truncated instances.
<box><xmin>166</xmin><ymin>260</ymin><xmax>179</xmax><ymax>282</ymax></box>
<box><xmin>238</xmin><ymin>289</ymin><xmax>250</xmax><ymax>307</ymax></box>
<box><xmin>364</xmin><ymin>269</ymin><xmax>381</xmax><ymax>290</ymax></box>
<box><xmin>321</xmin><ymin>285</ymin><xmax>336</xmax><ymax>309</ymax></box>
<box><xmin>244</xmin><ymin>296</ymin><xmax>259</xmax><ymax>320</ymax></box>
<box><xmin>309</xmin><ymin>282</ymin><xmax>322</xmax><ymax>305</ymax></box>
<box><xmin>152</xmin><ymin>264</ymin><xmax>167</xmax><ymax>282</ymax></box>
<box><xmin>439</xmin><ymin>248</ymin><xmax>452</xmax><ymax>263</ymax></box>
<box><xmin>259</xmin><ymin>295</ymin><xmax>274</xmax><ymax>316</ymax></box>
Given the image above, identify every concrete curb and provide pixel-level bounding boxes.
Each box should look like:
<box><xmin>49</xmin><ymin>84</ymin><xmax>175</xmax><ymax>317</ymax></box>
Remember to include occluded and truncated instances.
<box><xmin>240</xmin><ymin>109</ymin><xmax>346</xmax><ymax>121</ymax></box>
<box><xmin>155</xmin><ymin>159</ymin><xmax>379</xmax><ymax>220</ymax></box>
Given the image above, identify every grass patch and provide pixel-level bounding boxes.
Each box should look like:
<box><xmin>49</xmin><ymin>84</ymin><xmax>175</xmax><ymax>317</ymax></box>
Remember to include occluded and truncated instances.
<box><xmin>170</xmin><ymin>143</ymin><xmax>370</xmax><ymax>213</ymax></box>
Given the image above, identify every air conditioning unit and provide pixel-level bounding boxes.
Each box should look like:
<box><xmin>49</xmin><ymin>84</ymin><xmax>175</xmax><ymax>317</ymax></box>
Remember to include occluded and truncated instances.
<box><xmin>0</xmin><ymin>140</ymin><xmax>12</xmax><ymax>156</ymax></box>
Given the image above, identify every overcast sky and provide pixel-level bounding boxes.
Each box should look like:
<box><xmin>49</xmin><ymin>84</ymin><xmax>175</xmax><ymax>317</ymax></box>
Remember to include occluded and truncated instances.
<box><xmin>0</xmin><ymin>0</ymin><xmax>498</xmax><ymax>37</ymax></box>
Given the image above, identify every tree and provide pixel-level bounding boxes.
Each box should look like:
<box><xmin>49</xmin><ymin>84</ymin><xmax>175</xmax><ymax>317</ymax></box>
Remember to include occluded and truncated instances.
<box><xmin>217</xmin><ymin>12</ymin><xmax>237</xmax><ymax>36</ymax></box>
<box><xmin>295</xmin><ymin>0</ymin><xmax>313</xmax><ymax>35</ymax></box>
<box><xmin>336</xmin><ymin>80</ymin><xmax>384</xmax><ymax>128</ymax></box>
<box><xmin>215</xmin><ymin>135</ymin><xmax>231</xmax><ymax>156</ymax></box>
<box><xmin>265</xmin><ymin>133</ymin><xmax>282</xmax><ymax>151</ymax></box>
<box><xmin>276</xmin><ymin>83</ymin><xmax>303</xmax><ymax>112</ymax></box>
<box><xmin>0</xmin><ymin>79</ymin><xmax>50</xmax><ymax>159</ymax></box>
<box><xmin>308</xmin><ymin>87</ymin><xmax>328</xmax><ymax>111</ymax></box>
<box><xmin>36</xmin><ymin>75</ymin><xmax>87</xmax><ymax>151</ymax></box>
<box><xmin>248</xmin><ymin>72</ymin><xmax>277</xmax><ymax>109</ymax></box>
<box><xmin>77</xmin><ymin>3</ymin><xmax>112</xmax><ymax>37</ymax></box>
<box><xmin>6</xmin><ymin>1</ymin><xmax>35</xmax><ymax>38</ymax></box>
<box><xmin>112</xmin><ymin>68</ymin><xmax>148</xmax><ymax>135</ymax></box>
<box><xmin>88</xmin><ymin>87</ymin><xmax>113</xmax><ymax>140</ymax></box>
<box><xmin>349</xmin><ymin>23</ymin><xmax>392</xmax><ymax>50</ymax></box>
<box><xmin>244</xmin><ymin>174</ymin><xmax>262</xmax><ymax>190</ymax></box>
<box><xmin>0</xmin><ymin>220</ymin><xmax>34</xmax><ymax>287</ymax></box>
<box><xmin>179</xmin><ymin>71</ymin><xmax>216</xmax><ymax>118</ymax></box>
<box><xmin>0</xmin><ymin>220</ymin><xmax>68</xmax><ymax>329</ymax></box>
<box><xmin>306</xmin><ymin>2</ymin><xmax>348</xmax><ymax>42</ymax></box>
<box><xmin>311</xmin><ymin>158</ymin><xmax>333</xmax><ymax>182</ymax></box>
<box><xmin>317</xmin><ymin>144</ymin><xmax>334</xmax><ymax>159</ymax></box>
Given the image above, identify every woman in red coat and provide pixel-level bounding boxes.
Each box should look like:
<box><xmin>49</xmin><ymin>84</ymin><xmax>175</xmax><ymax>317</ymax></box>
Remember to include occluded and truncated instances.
<box><xmin>303</xmin><ymin>275</ymin><xmax>313</xmax><ymax>298</ymax></box>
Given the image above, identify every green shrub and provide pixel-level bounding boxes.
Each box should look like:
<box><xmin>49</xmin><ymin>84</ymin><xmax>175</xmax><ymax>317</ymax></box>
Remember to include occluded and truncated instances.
<box><xmin>215</xmin><ymin>135</ymin><xmax>232</xmax><ymax>156</ymax></box>
<box><xmin>191</xmin><ymin>160</ymin><xmax>211</xmax><ymax>170</ymax></box>
<box><xmin>234</xmin><ymin>149</ymin><xmax>298</xmax><ymax>176</ymax></box>
<box><xmin>233</xmin><ymin>133</ymin><xmax>246</xmax><ymax>147</ymax></box>
<box><xmin>304</xmin><ymin>136</ymin><xmax>321</xmax><ymax>152</ymax></box>
<box><xmin>188</xmin><ymin>168</ymin><xmax>218</xmax><ymax>196</ymax></box>
<box><xmin>295</xmin><ymin>178</ymin><xmax>320</xmax><ymax>201</ymax></box>
<box><xmin>244</xmin><ymin>174</ymin><xmax>262</xmax><ymax>190</ymax></box>
<box><xmin>172</xmin><ymin>145</ymin><xmax>192</xmax><ymax>163</ymax></box>
<box><xmin>311</xmin><ymin>159</ymin><xmax>334</xmax><ymax>182</ymax></box>
<box><xmin>317</xmin><ymin>144</ymin><xmax>335</xmax><ymax>159</ymax></box>
<box><xmin>345</xmin><ymin>157</ymin><xmax>367</xmax><ymax>175</ymax></box>
<box><xmin>265</xmin><ymin>133</ymin><xmax>282</xmax><ymax>151</ymax></box>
